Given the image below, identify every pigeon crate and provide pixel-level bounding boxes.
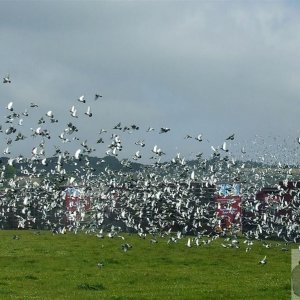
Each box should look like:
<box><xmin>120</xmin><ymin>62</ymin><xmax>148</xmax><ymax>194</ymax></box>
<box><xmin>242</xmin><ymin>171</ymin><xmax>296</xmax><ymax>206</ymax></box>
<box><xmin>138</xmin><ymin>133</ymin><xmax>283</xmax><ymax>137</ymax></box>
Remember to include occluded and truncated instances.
<box><xmin>64</xmin><ymin>187</ymin><xmax>91</xmax><ymax>222</ymax></box>
<box><xmin>255</xmin><ymin>182</ymin><xmax>296</xmax><ymax>217</ymax></box>
<box><xmin>215</xmin><ymin>195</ymin><xmax>242</xmax><ymax>230</ymax></box>
<box><xmin>214</xmin><ymin>183</ymin><xmax>242</xmax><ymax>231</ymax></box>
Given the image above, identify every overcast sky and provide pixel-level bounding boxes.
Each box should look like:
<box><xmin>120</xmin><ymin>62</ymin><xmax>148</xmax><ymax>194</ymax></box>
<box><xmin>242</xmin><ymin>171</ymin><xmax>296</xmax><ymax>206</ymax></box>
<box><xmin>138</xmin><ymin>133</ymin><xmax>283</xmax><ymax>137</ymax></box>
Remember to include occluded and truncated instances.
<box><xmin>1</xmin><ymin>1</ymin><xmax>300</xmax><ymax>164</ymax></box>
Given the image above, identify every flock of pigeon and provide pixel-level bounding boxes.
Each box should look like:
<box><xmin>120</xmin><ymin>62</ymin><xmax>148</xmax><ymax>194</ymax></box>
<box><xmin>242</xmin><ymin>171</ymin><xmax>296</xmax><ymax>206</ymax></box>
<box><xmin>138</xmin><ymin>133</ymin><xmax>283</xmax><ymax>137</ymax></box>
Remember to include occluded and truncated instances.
<box><xmin>1</xmin><ymin>74</ymin><xmax>300</xmax><ymax>264</ymax></box>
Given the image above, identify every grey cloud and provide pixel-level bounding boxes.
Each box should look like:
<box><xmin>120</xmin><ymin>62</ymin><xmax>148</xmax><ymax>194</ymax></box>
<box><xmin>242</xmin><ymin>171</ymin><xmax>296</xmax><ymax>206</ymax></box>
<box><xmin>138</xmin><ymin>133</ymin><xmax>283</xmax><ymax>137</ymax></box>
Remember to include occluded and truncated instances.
<box><xmin>0</xmin><ymin>1</ymin><xmax>300</xmax><ymax>162</ymax></box>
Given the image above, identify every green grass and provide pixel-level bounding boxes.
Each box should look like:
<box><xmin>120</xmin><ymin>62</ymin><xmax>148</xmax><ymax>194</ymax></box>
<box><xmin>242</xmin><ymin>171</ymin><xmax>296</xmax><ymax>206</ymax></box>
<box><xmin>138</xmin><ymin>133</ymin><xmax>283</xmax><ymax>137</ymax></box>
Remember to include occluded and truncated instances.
<box><xmin>0</xmin><ymin>230</ymin><xmax>293</xmax><ymax>299</ymax></box>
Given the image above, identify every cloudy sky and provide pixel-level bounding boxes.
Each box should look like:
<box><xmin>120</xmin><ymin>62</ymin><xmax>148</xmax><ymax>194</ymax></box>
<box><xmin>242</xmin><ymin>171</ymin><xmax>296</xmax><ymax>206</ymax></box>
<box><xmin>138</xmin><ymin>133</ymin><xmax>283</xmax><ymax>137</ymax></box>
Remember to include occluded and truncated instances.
<box><xmin>1</xmin><ymin>1</ymin><xmax>300</xmax><ymax>164</ymax></box>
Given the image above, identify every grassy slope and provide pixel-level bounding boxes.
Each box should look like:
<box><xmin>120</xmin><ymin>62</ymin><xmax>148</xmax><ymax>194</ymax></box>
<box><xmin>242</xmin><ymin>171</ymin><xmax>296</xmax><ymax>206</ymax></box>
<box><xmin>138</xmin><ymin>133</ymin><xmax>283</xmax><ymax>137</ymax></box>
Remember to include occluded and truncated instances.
<box><xmin>0</xmin><ymin>230</ymin><xmax>293</xmax><ymax>300</ymax></box>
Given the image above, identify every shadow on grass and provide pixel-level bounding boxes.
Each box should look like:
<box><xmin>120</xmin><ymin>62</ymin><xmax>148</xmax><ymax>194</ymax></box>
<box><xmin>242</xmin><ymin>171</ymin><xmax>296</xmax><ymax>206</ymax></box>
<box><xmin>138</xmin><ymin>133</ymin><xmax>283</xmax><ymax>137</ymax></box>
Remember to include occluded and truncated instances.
<box><xmin>0</xmin><ymin>287</ymin><xmax>13</xmax><ymax>295</ymax></box>
<box><xmin>77</xmin><ymin>283</ymin><xmax>105</xmax><ymax>291</ymax></box>
<box><xmin>24</xmin><ymin>274</ymin><xmax>39</xmax><ymax>280</ymax></box>
<box><xmin>106</xmin><ymin>258</ymin><xmax>120</xmax><ymax>264</ymax></box>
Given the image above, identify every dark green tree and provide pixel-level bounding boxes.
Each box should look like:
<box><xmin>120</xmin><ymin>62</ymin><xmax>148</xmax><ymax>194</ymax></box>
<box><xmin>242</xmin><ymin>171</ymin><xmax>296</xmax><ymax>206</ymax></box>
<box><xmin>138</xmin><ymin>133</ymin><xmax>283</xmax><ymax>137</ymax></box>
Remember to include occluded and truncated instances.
<box><xmin>4</xmin><ymin>164</ymin><xmax>16</xmax><ymax>179</ymax></box>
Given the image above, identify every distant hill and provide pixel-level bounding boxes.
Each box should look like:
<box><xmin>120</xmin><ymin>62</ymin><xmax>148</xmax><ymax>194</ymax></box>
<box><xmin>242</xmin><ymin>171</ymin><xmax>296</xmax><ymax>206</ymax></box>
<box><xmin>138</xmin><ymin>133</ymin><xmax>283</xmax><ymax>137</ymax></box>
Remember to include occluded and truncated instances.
<box><xmin>0</xmin><ymin>155</ymin><xmax>297</xmax><ymax>187</ymax></box>
<box><xmin>0</xmin><ymin>155</ymin><xmax>144</xmax><ymax>177</ymax></box>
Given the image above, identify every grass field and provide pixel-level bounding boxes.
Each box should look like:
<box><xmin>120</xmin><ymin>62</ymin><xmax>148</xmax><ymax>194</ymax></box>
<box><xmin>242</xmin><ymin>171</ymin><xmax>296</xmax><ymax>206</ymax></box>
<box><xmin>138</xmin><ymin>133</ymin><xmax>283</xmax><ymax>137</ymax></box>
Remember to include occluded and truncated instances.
<box><xmin>0</xmin><ymin>230</ymin><xmax>294</xmax><ymax>299</ymax></box>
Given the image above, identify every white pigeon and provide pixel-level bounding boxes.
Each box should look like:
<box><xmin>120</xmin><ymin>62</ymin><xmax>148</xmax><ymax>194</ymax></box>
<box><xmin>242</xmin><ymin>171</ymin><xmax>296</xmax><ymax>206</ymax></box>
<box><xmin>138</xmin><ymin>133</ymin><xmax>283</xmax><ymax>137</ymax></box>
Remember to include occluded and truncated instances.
<box><xmin>46</xmin><ymin>111</ymin><xmax>54</xmax><ymax>118</ymax></box>
<box><xmin>78</xmin><ymin>95</ymin><xmax>86</xmax><ymax>103</ymax></box>
<box><xmin>195</xmin><ymin>134</ymin><xmax>203</xmax><ymax>142</ymax></box>
<box><xmin>74</xmin><ymin>149</ymin><xmax>81</xmax><ymax>160</ymax></box>
<box><xmin>32</xmin><ymin>147</ymin><xmax>38</xmax><ymax>155</ymax></box>
<box><xmin>3</xmin><ymin>147</ymin><xmax>10</xmax><ymax>155</ymax></box>
<box><xmin>259</xmin><ymin>255</ymin><xmax>267</xmax><ymax>265</ymax></box>
<box><xmin>22</xmin><ymin>109</ymin><xmax>29</xmax><ymax>116</ymax></box>
<box><xmin>191</xmin><ymin>171</ymin><xmax>195</xmax><ymax>180</ymax></box>
<box><xmin>152</xmin><ymin>145</ymin><xmax>165</xmax><ymax>156</ymax></box>
<box><xmin>6</xmin><ymin>102</ymin><xmax>13</xmax><ymax>111</ymax></box>
<box><xmin>133</xmin><ymin>151</ymin><xmax>141</xmax><ymax>160</ymax></box>
<box><xmin>7</xmin><ymin>158</ymin><xmax>14</xmax><ymax>166</ymax></box>
<box><xmin>186</xmin><ymin>238</ymin><xmax>192</xmax><ymax>248</ymax></box>
<box><xmin>69</xmin><ymin>177</ymin><xmax>76</xmax><ymax>185</ymax></box>
<box><xmin>41</xmin><ymin>158</ymin><xmax>48</xmax><ymax>166</ymax></box>
<box><xmin>85</xmin><ymin>106</ymin><xmax>92</xmax><ymax>117</ymax></box>
<box><xmin>221</xmin><ymin>141</ymin><xmax>228</xmax><ymax>152</ymax></box>
<box><xmin>70</xmin><ymin>105</ymin><xmax>78</xmax><ymax>118</ymax></box>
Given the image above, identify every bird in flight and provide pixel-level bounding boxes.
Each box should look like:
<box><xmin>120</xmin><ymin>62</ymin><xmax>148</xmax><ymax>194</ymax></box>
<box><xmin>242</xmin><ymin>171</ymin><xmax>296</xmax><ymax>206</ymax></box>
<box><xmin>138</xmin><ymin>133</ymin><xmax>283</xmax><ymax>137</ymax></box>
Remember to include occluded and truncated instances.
<box><xmin>74</xmin><ymin>149</ymin><xmax>82</xmax><ymax>160</ymax></box>
<box><xmin>70</xmin><ymin>105</ymin><xmax>78</xmax><ymax>118</ymax></box>
<box><xmin>195</xmin><ymin>134</ymin><xmax>203</xmax><ymax>142</ymax></box>
<box><xmin>78</xmin><ymin>95</ymin><xmax>86</xmax><ymax>103</ymax></box>
<box><xmin>159</xmin><ymin>127</ymin><xmax>171</xmax><ymax>134</ymax></box>
<box><xmin>184</xmin><ymin>134</ymin><xmax>192</xmax><ymax>139</ymax></box>
<box><xmin>221</xmin><ymin>142</ymin><xmax>228</xmax><ymax>152</ymax></box>
<box><xmin>147</xmin><ymin>127</ymin><xmax>155</xmax><ymax>132</ymax></box>
<box><xmin>226</xmin><ymin>134</ymin><xmax>235</xmax><ymax>140</ymax></box>
<box><xmin>186</xmin><ymin>238</ymin><xmax>192</xmax><ymax>248</ymax></box>
<box><xmin>95</xmin><ymin>93</ymin><xmax>103</xmax><ymax>100</ymax></box>
<box><xmin>6</xmin><ymin>102</ymin><xmax>13</xmax><ymax>111</ymax></box>
<box><xmin>3</xmin><ymin>74</ymin><xmax>11</xmax><ymax>83</ymax></box>
<box><xmin>85</xmin><ymin>106</ymin><xmax>92</xmax><ymax>117</ymax></box>
<box><xmin>30</xmin><ymin>102</ymin><xmax>38</xmax><ymax>108</ymax></box>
